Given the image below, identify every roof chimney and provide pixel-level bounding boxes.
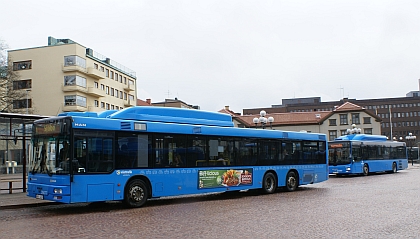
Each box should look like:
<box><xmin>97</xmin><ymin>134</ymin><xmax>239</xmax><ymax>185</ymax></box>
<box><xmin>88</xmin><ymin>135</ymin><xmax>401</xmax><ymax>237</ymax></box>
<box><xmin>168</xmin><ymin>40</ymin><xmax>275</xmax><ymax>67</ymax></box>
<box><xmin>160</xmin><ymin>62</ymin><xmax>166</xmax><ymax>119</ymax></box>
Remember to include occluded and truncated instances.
<box><xmin>225</xmin><ymin>106</ymin><xmax>230</xmax><ymax>111</ymax></box>
<box><xmin>146</xmin><ymin>99</ymin><xmax>151</xmax><ymax>104</ymax></box>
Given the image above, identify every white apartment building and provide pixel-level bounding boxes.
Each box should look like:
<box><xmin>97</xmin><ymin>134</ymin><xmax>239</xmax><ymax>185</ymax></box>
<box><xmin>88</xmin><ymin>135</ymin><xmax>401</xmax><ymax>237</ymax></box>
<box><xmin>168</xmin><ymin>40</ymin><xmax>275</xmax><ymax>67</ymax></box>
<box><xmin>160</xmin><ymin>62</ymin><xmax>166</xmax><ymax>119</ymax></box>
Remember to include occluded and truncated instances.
<box><xmin>8</xmin><ymin>36</ymin><xmax>137</xmax><ymax>116</ymax></box>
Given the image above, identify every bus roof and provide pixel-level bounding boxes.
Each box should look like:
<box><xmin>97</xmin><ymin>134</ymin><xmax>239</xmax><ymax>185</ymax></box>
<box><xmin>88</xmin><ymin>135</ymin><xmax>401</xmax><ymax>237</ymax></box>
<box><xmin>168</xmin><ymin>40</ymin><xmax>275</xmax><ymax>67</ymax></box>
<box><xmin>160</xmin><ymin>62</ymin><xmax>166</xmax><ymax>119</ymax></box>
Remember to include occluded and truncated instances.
<box><xmin>333</xmin><ymin>134</ymin><xmax>387</xmax><ymax>142</ymax></box>
<box><xmin>59</xmin><ymin>107</ymin><xmax>234</xmax><ymax>127</ymax></box>
<box><xmin>53</xmin><ymin>107</ymin><xmax>327</xmax><ymax>141</ymax></box>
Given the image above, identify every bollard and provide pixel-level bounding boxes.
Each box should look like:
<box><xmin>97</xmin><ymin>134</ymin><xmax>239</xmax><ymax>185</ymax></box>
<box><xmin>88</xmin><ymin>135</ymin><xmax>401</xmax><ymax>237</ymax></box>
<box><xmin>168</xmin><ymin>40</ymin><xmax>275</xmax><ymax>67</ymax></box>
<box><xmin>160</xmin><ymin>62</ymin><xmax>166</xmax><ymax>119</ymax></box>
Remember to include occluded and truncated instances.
<box><xmin>5</xmin><ymin>161</ymin><xmax>11</xmax><ymax>174</ymax></box>
<box><xmin>11</xmin><ymin>161</ymin><xmax>17</xmax><ymax>174</ymax></box>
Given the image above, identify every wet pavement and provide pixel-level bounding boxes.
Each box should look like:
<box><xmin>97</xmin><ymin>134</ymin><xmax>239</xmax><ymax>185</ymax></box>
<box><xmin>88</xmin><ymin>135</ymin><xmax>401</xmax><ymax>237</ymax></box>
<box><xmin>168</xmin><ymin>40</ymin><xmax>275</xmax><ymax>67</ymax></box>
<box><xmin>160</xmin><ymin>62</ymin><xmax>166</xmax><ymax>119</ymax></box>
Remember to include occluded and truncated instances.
<box><xmin>1</xmin><ymin>164</ymin><xmax>419</xmax><ymax>238</ymax></box>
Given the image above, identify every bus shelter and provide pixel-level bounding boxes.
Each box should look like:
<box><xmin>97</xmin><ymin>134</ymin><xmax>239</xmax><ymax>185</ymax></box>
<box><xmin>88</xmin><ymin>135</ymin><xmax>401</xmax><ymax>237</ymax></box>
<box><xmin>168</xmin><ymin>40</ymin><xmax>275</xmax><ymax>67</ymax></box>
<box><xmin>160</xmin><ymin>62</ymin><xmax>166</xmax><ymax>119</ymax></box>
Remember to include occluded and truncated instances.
<box><xmin>0</xmin><ymin>113</ymin><xmax>47</xmax><ymax>193</ymax></box>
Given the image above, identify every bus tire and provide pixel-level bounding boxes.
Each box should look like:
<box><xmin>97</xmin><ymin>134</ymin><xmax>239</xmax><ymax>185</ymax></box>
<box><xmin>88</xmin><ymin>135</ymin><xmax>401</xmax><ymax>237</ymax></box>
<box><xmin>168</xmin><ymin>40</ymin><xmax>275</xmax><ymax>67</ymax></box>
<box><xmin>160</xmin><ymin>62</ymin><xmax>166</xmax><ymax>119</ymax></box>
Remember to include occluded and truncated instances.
<box><xmin>391</xmin><ymin>162</ymin><xmax>397</xmax><ymax>173</ymax></box>
<box><xmin>124</xmin><ymin>179</ymin><xmax>148</xmax><ymax>208</ymax></box>
<box><xmin>363</xmin><ymin>164</ymin><xmax>369</xmax><ymax>176</ymax></box>
<box><xmin>285</xmin><ymin>171</ymin><xmax>298</xmax><ymax>192</ymax></box>
<box><xmin>262</xmin><ymin>172</ymin><xmax>277</xmax><ymax>194</ymax></box>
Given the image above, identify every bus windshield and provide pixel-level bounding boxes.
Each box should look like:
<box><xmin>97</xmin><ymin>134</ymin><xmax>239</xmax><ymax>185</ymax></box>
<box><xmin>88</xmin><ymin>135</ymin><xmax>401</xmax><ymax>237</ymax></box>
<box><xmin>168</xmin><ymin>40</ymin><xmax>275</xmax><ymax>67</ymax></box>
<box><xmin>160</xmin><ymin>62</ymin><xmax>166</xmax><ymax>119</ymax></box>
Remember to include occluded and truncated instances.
<box><xmin>328</xmin><ymin>142</ymin><xmax>351</xmax><ymax>165</ymax></box>
<box><xmin>30</xmin><ymin>118</ymin><xmax>71</xmax><ymax>175</ymax></box>
<box><xmin>31</xmin><ymin>135</ymin><xmax>71</xmax><ymax>175</ymax></box>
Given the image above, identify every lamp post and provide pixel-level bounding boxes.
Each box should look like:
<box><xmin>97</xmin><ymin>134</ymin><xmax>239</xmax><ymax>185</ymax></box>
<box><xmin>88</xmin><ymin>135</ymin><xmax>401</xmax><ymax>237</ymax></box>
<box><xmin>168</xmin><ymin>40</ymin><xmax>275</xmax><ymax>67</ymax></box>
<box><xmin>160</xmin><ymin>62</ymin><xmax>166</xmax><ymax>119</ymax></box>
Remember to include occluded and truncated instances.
<box><xmin>253</xmin><ymin>110</ymin><xmax>274</xmax><ymax>129</ymax></box>
<box><xmin>26</xmin><ymin>89</ymin><xmax>31</xmax><ymax>115</ymax></box>
<box><xmin>405</xmin><ymin>132</ymin><xmax>417</xmax><ymax>166</ymax></box>
<box><xmin>346</xmin><ymin>124</ymin><xmax>361</xmax><ymax>135</ymax></box>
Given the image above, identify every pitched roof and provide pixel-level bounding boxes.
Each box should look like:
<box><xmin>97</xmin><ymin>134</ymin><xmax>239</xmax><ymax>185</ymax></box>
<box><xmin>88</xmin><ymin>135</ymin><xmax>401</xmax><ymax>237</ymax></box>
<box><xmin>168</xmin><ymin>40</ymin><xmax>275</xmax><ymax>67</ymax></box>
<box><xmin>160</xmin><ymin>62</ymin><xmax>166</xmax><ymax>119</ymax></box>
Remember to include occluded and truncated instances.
<box><xmin>236</xmin><ymin>111</ymin><xmax>332</xmax><ymax>127</ymax></box>
<box><xmin>334</xmin><ymin>101</ymin><xmax>364</xmax><ymax>112</ymax></box>
<box><xmin>136</xmin><ymin>99</ymin><xmax>151</xmax><ymax>106</ymax></box>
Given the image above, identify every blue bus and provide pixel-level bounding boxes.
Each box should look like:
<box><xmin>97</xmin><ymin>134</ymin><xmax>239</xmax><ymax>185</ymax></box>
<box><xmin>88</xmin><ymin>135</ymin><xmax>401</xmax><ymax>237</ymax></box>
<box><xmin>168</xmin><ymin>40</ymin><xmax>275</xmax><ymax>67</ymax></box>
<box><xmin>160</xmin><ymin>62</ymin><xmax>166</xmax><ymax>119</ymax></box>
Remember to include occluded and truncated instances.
<box><xmin>328</xmin><ymin>134</ymin><xmax>408</xmax><ymax>176</ymax></box>
<box><xmin>27</xmin><ymin>106</ymin><xmax>328</xmax><ymax>208</ymax></box>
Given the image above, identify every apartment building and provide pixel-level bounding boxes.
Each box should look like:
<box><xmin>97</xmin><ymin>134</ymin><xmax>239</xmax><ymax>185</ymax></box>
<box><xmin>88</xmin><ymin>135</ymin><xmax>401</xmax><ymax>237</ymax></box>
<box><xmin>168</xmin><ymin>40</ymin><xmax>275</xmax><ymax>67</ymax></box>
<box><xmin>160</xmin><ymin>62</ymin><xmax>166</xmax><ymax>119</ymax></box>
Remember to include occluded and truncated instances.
<box><xmin>8</xmin><ymin>36</ymin><xmax>137</xmax><ymax>116</ymax></box>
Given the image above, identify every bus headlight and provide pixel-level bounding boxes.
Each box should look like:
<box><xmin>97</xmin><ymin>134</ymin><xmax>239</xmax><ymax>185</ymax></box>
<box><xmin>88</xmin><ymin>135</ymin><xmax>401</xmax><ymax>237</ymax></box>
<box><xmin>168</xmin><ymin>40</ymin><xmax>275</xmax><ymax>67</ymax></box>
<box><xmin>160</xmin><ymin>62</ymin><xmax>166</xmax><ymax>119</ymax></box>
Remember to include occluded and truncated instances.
<box><xmin>346</xmin><ymin>167</ymin><xmax>351</xmax><ymax>171</ymax></box>
<box><xmin>54</xmin><ymin>188</ymin><xmax>63</xmax><ymax>194</ymax></box>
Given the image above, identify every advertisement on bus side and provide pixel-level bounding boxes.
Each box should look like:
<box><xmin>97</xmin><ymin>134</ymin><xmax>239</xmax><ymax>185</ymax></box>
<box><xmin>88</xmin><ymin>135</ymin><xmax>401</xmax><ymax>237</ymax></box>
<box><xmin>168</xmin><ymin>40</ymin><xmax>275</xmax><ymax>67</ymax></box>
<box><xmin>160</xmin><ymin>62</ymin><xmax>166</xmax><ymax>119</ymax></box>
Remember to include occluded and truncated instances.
<box><xmin>198</xmin><ymin>169</ymin><xmax>253</xmax><ymax>189</ymax></box>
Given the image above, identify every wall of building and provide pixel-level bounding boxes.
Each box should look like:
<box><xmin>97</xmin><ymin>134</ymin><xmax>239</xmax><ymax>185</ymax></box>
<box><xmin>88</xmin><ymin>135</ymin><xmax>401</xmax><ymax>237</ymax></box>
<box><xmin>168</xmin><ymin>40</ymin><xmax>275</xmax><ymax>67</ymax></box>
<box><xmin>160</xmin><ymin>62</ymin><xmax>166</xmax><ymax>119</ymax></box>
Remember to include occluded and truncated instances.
<box><xmin>9</xmin><ymin>42</ymin><xmax>137</xmax><ymax>116</ymax></box>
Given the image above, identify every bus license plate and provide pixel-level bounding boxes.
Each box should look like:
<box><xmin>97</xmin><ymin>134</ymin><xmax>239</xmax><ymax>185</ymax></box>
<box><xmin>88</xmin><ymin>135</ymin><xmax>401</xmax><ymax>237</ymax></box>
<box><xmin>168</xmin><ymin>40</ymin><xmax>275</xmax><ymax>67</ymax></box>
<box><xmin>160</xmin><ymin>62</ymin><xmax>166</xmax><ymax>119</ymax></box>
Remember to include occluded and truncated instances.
<box><xmin>36</xmin><ymin>194</ymin><xmax>44</xmax><ymax>200</ymax></box>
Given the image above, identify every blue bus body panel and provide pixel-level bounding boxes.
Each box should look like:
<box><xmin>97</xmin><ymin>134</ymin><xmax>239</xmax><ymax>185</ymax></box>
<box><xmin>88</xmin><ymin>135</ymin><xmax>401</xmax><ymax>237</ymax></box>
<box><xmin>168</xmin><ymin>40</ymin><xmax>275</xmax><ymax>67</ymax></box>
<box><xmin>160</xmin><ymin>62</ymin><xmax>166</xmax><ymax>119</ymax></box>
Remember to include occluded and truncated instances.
<box><xmin>329</xmin><ymin>159</ymin><xmax>408</xmax><ymax>175</ymax></box>
<box><xmin>28</xmin><ymin>164</ymin><xmax>328</xmax><ymax>204</ymax></box>
<box><xmin>27</xmin><ymin>174</ymin><xmax>71</xmax><ymax>203</ymax></box>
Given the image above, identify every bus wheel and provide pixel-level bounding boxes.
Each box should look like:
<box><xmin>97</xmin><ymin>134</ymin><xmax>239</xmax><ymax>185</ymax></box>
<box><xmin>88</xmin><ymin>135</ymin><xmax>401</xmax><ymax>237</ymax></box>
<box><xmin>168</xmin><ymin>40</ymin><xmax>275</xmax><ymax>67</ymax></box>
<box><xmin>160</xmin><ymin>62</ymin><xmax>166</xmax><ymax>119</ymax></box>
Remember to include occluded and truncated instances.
<box><xmin>363</xmin><ymin>164</ymin><xmax>369</xmax><ymax>176</ymax></box>
<box><xmin>392</xmin><ymin>162</ymin><xmax>397</xmax><ymax>173</ymax></box>
<box><xmin>124</xmin><ymin>179</ymin><xmax>148</xmax><ymax>208</ymax></box>
<box><xmin>262</xmin><ymin>172</ymin><xmax>277</xmax><ymax>194</ymax></box>
<box><xmin>285</xmin><ymin>171</ymin><xmax>298</xmax><ymax>192</ymax></box>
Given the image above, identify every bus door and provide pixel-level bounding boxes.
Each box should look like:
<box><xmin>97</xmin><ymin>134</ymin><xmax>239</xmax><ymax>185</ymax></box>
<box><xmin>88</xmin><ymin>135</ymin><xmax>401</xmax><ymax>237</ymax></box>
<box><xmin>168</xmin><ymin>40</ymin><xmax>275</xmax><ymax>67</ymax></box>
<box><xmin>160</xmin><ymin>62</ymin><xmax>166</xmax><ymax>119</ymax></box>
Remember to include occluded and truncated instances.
<box><xmin>71</xmin><ymin>130</ymin><xmax>115</xmax><ymax>203</ymax></box>
<box><xmin>351</xmin><ymin>144</ymin><xmax>363</xmax><ymax>173</ymax></box>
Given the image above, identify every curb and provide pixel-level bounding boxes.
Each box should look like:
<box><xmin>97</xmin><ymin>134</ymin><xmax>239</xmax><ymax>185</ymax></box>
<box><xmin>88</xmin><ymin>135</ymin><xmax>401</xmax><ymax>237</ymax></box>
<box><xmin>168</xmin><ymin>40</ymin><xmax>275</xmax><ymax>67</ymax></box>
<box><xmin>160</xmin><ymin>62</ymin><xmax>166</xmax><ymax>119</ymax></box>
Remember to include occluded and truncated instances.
<box><xmin>0</xmin><ymin>202</ymin><xmax>59</xmax><ymax>210</ymax></box>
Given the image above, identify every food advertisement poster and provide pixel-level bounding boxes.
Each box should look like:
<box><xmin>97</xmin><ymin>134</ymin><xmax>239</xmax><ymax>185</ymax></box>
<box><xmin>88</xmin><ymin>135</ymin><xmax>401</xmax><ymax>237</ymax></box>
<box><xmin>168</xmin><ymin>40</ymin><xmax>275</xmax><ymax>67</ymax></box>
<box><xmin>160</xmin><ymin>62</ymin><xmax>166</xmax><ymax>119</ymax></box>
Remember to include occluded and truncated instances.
<box><xmin>198</xmin><ymin>169</ymin><xmax>253</xmax><ymax>189</ymax></box>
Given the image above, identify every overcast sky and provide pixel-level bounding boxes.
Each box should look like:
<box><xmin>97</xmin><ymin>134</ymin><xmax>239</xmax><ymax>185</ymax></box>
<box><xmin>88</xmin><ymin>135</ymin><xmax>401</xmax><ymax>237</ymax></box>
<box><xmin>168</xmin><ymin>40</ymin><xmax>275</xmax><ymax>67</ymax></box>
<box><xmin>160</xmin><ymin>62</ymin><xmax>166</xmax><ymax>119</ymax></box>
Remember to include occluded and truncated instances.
<box><xmin>2</xmin><ymin>0</ymin><xmax>420</xmax><ymax>113</ymax></box>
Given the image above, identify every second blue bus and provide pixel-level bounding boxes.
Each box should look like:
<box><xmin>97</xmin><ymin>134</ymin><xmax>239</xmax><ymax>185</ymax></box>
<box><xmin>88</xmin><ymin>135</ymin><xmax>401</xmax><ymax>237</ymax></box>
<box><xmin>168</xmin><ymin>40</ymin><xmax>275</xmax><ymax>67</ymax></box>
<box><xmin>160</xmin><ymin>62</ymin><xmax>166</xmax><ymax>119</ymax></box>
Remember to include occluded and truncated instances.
<box><xmin>328</xmin><ymin>134</ymin><xmax>408</xmax><ymax>176</ymax></box>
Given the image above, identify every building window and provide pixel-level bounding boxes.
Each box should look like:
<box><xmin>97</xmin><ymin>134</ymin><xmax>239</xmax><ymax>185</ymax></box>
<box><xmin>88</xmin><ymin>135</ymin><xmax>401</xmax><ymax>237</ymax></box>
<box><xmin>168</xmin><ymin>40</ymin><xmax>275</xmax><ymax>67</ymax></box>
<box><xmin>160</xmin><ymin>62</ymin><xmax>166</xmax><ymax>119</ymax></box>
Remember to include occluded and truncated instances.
<box><xmin>64</xmin><ymin>75</ymin><xmax>86</xmax><ymax>87</ymax></box>
<box><xmin>13</xmin><ymin>79</ymin><xmax>32</xmax><ymax>90</ymax></box>
<box><xmin>340</xmin><ymin>130</ymin><xmax>347</xmax><ymax>136</ymax></box>
<box><xmin>340</xmin><ymin>114</ymin><xmax>348</xmax><ymax>125</ymax></box>
<box><xmin>115</xmin><ymin>90</ymin><xmax>119</xmax><ymax>98</ymax></box>
<box><xmin>329</xmin><ymin>119</ymin><xmax>336</xmax><ymax>126</ymax></box>
<box><xmin>94</xmin><ymin>81</ymin><xmax>99</xmax><ymax>88</ymax></box>
<box><xmin>106</xmin><ymin>69</ymin><xmax>109</xmax><ymax>77</ymax></box>
<box><xmin>64</xmin><ymin>95</ymin><xmax>87</xmax><ymax>107</ymax></box>
<box><xmin>363</xmin><ymin>117</ymin><xmax>371</xmax><ymax>124</ymax></box>
<box><xmin>94</xmin><ymin>100</ymin><xmax>99</xmax><ymax>107</ymax></box>
<box><xmin>129</xmin><ymin>94</ymin><xmax>134</xmax><ymax>101</ymax></box>
<box><xmin>64</xmin><ymin>56</ymin><xmax>86</xmax><ymax>68</ymax></box>
<box><xmin>101</xmin><ymin>84</ymin><xmax>105</xmax><ymax>91</ymax></box>
<box><xmin>124</xmin><ymin>92</ymin><xmax>127</xmax><ymax>100</ymax></box>
<box><xmin>110</xmin><ymin>88</ymin><xmax>114</xmax><ymax>96</ymax></box>
<box><xmin>106</xmin><ymin>103</ymin><xmax>110</xmax><ymax>110</ymax></box>
<box><xmin>119</xmin><ymin>75</ymin><xmax>122</xmax><ymax>83</ymax></box>
<box><xmin>119</xmin><ymin>91</ymin><xmax>123</xmax><ymax>99</ymax></box>
<box><xmin>329</xmin><ymin>130</ymin><xmax>337</xmax><ymax>141</ymax></box>
<box><xmin>101</xmin><ymin>102</ymin><xmax>105</xmax><ymax>108</ymax></box>
<box><xmin>94</xmin><ymin>63</ymin><xmax>98</xmax><ymax>69</ymax></box>
<box><xmin>111</xmin><ymin>105</ymin><xmax>115</xmax><ymax>110</ymax></box>
<box><xmin>13</xmin><ymin>60</ymin><xmax>32</xmax><ymax>71</ymax></box>
<box><xmin>124</xmin><ymin>77</ymin><xmax>127</xmax><ymax>84</ymax></box>
<box><xmin>100</xmin><ymin>66</ymin><xmax>104</xmax><ymax>72</ymax></box>
<box><xmin>351</xmin><ymin>113</ymin><xmax>360</xmax><ymax>124</ymax></box>
<box><xmin>115</xmin><ymin>73</ymin><xmax>119</xmax><ymax>81</ymax></box>
<box><xmin>106</xmin><ymin>86</ymin><xmax>109</xmax><ymax>95</ymax></box>
<box><xmin>13</xmin><ymin>99</ymin><xmax>31</xmax><ymax>109</ymax></box>
<box><xmin>364</xmin><ymin>128</ymin><xmax>372</xmax><ymax>135</ymax></box>
<box><xmin>110</xmin><ymin>71</ymin><xmax>114</xmax><ymax>79</ymax></box>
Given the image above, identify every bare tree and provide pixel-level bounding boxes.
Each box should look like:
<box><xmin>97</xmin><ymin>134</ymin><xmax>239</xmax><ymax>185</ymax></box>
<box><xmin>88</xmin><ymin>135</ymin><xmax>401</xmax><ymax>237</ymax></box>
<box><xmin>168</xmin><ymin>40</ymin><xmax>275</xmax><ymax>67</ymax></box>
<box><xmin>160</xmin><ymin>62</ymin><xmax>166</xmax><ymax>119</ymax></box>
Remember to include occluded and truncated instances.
<box><xmin>0</xmin><ymin>39</ymin><xmax>29</xmax><ymax>113</ymax></box>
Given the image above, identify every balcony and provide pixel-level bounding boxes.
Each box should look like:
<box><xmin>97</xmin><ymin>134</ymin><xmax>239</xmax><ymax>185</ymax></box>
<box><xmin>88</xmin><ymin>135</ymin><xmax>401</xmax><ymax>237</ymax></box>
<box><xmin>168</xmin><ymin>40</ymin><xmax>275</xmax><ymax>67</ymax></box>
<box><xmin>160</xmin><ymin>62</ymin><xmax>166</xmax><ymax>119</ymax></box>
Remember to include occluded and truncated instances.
<box><xmin>62</xmin><ymin>64</ymin><xmax>86</xmax><ymax>74</ymax></box>
<box><xmin>86</xmin><ymin>87</ymin><xmax>105</xmax><ymax>97</ymax></box>
<box><xmin>124</xmin><ymin>99</ymin><xmax>135</xmax><ymax>107</ymax></box>
<box><xmin>86</xmin><ymin>67</ymin><xmax>105</xmax><ymax>79</ymax></box>
<box><xmin>62</xmin><ymin>103</ymin><xmax>87</xmax><ymax>112</ymax></box>
<box><xmin>123</xmin><ymin>84</ymin><xmax>135</xmax><ymax>91</ymax></box>
<box><xmin>62</xmin><ymin>84</ymin><xmax>87</xmax><ymax>93</ymax></box>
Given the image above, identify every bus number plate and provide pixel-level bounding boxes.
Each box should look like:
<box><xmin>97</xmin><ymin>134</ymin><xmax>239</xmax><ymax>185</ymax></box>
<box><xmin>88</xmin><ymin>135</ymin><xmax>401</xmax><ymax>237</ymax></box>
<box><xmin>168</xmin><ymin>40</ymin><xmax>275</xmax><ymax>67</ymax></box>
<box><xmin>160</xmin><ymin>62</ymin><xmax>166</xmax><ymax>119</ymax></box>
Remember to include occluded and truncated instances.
<box><xmin>36</xmin><ymin>194</ymin><xmax>44</xmax><ymax>200</ymax></box>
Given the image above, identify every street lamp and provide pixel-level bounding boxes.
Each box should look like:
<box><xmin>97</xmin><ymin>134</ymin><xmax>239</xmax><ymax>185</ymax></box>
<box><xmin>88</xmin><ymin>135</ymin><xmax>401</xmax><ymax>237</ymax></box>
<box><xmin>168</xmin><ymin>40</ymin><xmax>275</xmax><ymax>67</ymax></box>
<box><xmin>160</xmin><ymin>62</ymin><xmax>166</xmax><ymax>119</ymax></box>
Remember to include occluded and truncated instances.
<box><xmin>253</xmin><ymin>110</ymin><xmax>274</xmax><ymax>129</ymax></box>
<box><xmin>405</xmin><ymin>132</ymin><xmax>417</xmax><ymax>166</ymax></box>
<box><xmin>346</xmin><ymin>124</ymin><xmax>361</xmax><ymax>135</ymax></box>
<box><xmin>26</xmin><ymin>89</ymin><xmax>31</xmax><ymax>115</ymax></box>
